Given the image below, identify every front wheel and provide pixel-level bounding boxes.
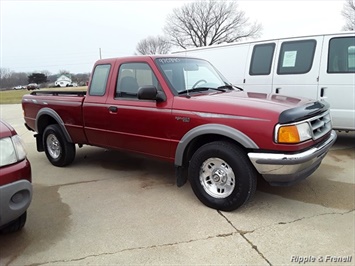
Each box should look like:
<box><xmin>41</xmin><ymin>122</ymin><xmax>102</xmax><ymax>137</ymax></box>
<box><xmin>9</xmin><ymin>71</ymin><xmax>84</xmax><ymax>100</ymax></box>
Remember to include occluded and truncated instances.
<box><xmin>0</xmin><ymin>212</ymin><xmax>27</xmax><ymax>234</ymax></box>
<box><xmin>43</xmin><ymin>124</ymin><xmax>75</xmax><ymax>167</ymax></box>
<box><xmin>188</xmin><ymin>141</ymin><xmax>257</xmax><ymax>211</ymax></box>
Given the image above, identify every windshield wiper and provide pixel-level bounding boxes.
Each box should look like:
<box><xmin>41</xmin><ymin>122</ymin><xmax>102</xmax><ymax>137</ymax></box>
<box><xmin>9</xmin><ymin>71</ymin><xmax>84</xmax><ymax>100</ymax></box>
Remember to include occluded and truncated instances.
<box><xmin>178</xmin><ymin>84</ymin><xmax>242</xmax><ymax>95</ymax></box>
<box><xmin>178</xmin><ymin>87</ymin><xmax>210</xmax><ymax>95</ymax></box>
<box><xmin>217</xmin><ymin>84</ymin><xmax>243</xmax><ymax>91</ymax></box>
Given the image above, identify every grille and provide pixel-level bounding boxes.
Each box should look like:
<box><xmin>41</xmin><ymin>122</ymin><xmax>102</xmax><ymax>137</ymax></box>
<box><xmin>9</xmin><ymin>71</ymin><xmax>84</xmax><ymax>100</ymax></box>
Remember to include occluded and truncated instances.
<box><xmin>309</xmin><ymin>111</ymin><xmax>332</xmax><ymax>140</ymax></box>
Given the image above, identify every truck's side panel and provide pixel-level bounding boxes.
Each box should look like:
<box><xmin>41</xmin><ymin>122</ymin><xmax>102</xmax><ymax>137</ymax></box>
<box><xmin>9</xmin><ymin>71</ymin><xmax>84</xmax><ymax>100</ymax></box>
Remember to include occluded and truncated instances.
<box><xmin>23</xmin><ymin>95</ymin><xmax>87</xmax><ymax>144</ymax></box>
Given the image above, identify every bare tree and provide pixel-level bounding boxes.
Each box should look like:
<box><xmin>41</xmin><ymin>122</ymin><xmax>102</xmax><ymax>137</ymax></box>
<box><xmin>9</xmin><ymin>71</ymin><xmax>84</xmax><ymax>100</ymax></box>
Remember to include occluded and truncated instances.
<box><xmin>41</xmin><ymin>70</ymin><xmax>52</xmax><ymax>77</ymax></box>
<box><xmin>342</xmin><ymin>0</ymin><xmax>355</xmax><ymax>31</ymax></box>
<box><xmin>164</xmin><ymin>0</ymin><xmax>262</xmax><ymax>49</ymax></box>
<box><xmin>0</xmin><ymin>68</ymin><xmax>13</xmax><ymax>79</ymax></box>
<box><xmin>136</xmin><ymin>36</ymin><xmax>171</xmax><ymax>55</ymax></box>
<box><xmin>0</xmin><ymin>68</ymin><xmax>29</xmax><ymax>89</ymax></box>
<box><xmin>59</xmin><ymin>69</ymin><xmax>71</xmax><ymax>75</ymax></box>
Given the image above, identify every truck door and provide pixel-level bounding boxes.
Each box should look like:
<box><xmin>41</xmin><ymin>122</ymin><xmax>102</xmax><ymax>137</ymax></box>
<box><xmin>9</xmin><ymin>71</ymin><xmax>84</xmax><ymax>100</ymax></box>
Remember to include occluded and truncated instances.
<box><xmin>105</xmin><ymin>62</ymin><xmax>173</xmax><ymax>159</ymax></box>
<box><xmin>242</xmin><ymin>42</ymin><xmax>277</xmax><ymax>94</ymax></box>
<box><xmin>272</xmin><ymin>36</ymin><xmax>323</xmax><ymax>100</ymax></box>
<box><xmin>318</xmin><ymin>34</ymin><xmax>355</xmax><ymax>130</ymax></box>
<box><xmin>83</xmin><ymin>63</ymin><xmax>111</xmax><ymax>148</ymax></box>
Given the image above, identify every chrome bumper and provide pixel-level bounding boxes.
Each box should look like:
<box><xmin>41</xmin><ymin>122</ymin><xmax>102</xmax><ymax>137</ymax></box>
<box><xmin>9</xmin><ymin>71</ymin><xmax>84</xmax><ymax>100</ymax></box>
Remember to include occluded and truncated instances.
<box><xmin>248</xmin><ymin>130</ymin><xmax>337</xmax><ymax>186</ymax></box>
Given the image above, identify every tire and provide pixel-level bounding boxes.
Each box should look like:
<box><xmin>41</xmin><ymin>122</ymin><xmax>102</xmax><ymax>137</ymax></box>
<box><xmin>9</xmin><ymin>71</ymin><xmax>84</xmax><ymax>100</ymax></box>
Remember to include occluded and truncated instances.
<box><xmin>188</xmin><ymin>141</ymin><xmax>257</xmax><ymax>211</ymax></box>
<box><xmin>0</xmin><ymin>212</ymin><xmax>27</xmax><ymax>234</ymax></box>
<box><xmin>43</xmin><ymin>124</ymin><xmax>75</xmax><ymax>167</ymax></box>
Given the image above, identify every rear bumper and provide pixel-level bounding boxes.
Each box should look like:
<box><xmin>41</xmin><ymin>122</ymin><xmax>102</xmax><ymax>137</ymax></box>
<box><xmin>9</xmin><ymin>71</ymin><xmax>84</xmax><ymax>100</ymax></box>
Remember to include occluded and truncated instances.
<box><xmin>248</xmin><ymin>130</ymin><xmax>337</xmax><ymax>186</ymax></box>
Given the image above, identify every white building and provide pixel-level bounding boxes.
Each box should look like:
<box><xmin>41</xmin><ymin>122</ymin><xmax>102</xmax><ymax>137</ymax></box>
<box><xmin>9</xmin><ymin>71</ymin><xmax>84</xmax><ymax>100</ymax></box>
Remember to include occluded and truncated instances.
<box><xmin>55</xmin><ymin>75</ymin><xmax>72</xmax><ymax>87</ymax></box>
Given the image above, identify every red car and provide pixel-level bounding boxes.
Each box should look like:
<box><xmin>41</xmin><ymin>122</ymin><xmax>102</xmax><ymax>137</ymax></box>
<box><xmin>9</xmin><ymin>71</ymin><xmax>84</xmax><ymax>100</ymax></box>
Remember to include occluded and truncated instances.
<box><xmin>26</xmin><ymin>83</ymin><xmax>39</xmax><ymax>90</ymax></box>
<box><xmin>0</xmin><ymin>119</ymin><xmax>32</xmax><ymax>233</ymax></box>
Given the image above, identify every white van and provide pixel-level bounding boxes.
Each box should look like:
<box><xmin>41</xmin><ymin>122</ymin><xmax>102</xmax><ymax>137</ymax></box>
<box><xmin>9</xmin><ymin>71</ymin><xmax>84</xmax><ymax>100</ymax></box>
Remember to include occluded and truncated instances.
<box><xmin>173</xmin><ymin>32</ymin><xmax>355</xmax><ymax>131</ymax></box>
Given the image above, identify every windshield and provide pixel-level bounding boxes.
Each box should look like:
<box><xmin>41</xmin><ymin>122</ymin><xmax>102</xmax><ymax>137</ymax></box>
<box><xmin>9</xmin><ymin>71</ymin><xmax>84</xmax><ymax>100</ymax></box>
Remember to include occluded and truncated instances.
<box><xmin>155</xmin><ymin>57</ymin><xmax>230</xmax><ymax>95</ymax></box>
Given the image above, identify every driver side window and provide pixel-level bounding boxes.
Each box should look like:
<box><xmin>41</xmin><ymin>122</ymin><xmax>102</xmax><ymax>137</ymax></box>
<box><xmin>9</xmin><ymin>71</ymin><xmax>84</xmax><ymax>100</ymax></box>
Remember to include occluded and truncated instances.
<box><xmin>116</xmin><ymin>63</ymin><xmax>160</xmax><ymax>98</ymax></box>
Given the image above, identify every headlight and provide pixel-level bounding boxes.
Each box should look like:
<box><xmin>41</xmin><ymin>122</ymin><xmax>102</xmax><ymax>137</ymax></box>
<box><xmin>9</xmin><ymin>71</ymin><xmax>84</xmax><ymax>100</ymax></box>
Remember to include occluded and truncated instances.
<box><xmin>12</xmin><ymin>135</ymin><xmax>27</xmax><ymax>161</ymax></box>
<box><xmin>276</xmin><ymin>122</ymin><xmax>312</xmax><ymax>144</ymax></box>
<box><xmin>0</xmin><ymin>135</ymin><xmax>27</xmax><ymax>167</ymax></box>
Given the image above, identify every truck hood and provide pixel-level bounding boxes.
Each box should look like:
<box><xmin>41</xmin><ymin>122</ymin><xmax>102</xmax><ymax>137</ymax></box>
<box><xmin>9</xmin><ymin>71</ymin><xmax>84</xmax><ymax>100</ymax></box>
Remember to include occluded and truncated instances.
<box><xmin>173</xmin><ymin>90</ymin><xmax>322</xmax><ymax>123</ymax></box>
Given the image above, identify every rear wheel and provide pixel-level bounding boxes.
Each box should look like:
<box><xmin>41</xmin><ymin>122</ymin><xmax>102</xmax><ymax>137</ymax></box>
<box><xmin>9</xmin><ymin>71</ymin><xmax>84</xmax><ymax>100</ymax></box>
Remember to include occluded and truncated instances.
<box><xmin>43</xmin><ymin>124</ymin><xmax>75</xmax><ymax>167</ymax></box>
<box><xmin>188</xmin><ymin>141</ymin><xmax>257</xmax><ymax>211</ymax></box>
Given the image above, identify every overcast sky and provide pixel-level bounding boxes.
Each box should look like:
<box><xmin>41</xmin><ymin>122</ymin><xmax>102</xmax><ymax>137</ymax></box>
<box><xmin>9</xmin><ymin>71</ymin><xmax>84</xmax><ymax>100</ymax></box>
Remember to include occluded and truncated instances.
<box><xmin>0</xmin><ymin>0</ymin><xmax>347</xmax><ymax>74</ymax></box>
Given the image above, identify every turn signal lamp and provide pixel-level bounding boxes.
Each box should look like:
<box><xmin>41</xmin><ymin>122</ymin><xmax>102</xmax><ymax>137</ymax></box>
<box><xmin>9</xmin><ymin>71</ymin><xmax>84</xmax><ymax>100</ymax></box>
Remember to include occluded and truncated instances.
<box><xmin>276</xmin><ymin>123</ymin><xmax>312</xmax><ymax>144</ymax></box>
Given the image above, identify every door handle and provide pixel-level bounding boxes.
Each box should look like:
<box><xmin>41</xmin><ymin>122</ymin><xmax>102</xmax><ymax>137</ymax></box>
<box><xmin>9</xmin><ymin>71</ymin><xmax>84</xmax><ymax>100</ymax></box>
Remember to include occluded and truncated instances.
<box><xmin>108</xmin><ymin>106</ymin><xmax>118</xmax><ymax>113</ymax></box>
<box><xmin>275</xmin><ymin>88</ymin><xmax>281</xmax><ymax>94</ymax></box>
<box><xmin>320</xmin><ymin>87</ymin><xmax>327</xmax><ymax>98</ymax></box>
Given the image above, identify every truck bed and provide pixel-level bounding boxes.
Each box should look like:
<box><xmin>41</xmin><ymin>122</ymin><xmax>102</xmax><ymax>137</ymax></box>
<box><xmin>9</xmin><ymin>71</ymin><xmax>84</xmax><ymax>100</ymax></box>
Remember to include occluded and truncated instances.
<box><xmin>22</xmin><ymin>90</ymin><xmax>87</xmax><ymax>144</ymax></box>
<box><xmin>29</xmin><ymin>90</ymin><xmax>87</xmax><ymax>96</ymax></box>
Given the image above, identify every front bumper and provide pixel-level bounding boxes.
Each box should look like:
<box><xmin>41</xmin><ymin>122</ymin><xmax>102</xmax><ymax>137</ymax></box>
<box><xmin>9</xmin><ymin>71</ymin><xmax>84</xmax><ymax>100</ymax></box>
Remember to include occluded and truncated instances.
<box><xmin>248</xmin><ymin>130</ymin><xmax>337</xmax><ymax>186</ymax></box>
<box><xmin>0</xmin><ymin>180</ymin><xmax>33</xmax><ymax>227</ymax></box>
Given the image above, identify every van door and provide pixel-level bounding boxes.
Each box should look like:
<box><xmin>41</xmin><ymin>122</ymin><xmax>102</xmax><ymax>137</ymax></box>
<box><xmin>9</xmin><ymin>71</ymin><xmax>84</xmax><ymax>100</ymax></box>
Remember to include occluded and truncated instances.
<box><xmin>243</xmin><ymin>42</ymin><xmax>277</xmax><ymax>94</ymax></box>
<box><xmin>272</xmin><ymin>36</ymin><xmax>324</xmax><ymax>100</ymax></box>
<box><xmin>318</xmin><ymin>34</ymin><xmax>355</xmax><ymax>131</ymax></box>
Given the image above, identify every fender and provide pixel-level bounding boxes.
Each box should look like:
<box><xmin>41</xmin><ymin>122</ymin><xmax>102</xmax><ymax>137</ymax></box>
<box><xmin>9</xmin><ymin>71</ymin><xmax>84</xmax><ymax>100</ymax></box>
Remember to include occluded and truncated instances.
<box><xmin>174</xmin><ymin>123</ymin><xmax>259</xmax><ymax>166</ymax></box>
<box><xmin>35</xmin><ymin>108</ymin><xmax>73</xmax><ymax>143</ymax></box>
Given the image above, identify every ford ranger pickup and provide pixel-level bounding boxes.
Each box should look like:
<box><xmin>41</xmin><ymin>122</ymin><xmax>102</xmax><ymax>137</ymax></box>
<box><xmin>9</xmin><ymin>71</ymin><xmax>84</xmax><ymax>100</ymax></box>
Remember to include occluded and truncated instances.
<box><xmin>22</xmin><ymin>56</ymin><xmax>337</xmax><ymax>211</ymax></box>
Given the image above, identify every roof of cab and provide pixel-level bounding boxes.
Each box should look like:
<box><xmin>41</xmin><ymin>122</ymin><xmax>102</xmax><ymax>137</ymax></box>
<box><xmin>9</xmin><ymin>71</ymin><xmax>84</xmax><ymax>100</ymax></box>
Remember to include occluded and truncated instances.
<box><xmin>93</xmin><ymin>54</ymin><xmax>200</xmax><ymax>65</ymax></box>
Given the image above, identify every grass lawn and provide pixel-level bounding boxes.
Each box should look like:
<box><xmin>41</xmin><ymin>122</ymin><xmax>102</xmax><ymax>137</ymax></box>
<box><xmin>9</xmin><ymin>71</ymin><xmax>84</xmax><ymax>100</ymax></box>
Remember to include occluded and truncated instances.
<box><xmin>0</xmin><ymin>87</ymin><xmax>88</xmax><ymax>104</ymax></box>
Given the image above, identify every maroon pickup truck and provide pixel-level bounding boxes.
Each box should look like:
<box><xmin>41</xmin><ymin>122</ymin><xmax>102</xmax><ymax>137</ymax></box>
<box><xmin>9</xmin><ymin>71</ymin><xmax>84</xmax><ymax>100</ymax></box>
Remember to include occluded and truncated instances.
<box><xmin>22</xmin><ymin>56</ymin><xmax>336</xmax><ymax>211</ymax></box>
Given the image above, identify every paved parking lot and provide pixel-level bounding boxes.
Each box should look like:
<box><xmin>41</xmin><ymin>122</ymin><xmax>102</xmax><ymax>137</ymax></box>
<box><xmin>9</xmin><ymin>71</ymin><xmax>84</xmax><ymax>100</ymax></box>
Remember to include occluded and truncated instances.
<box><xmin>0</xmin><ymin>104</ymin><xmax>354</xmax><ymax>265</ymax></box>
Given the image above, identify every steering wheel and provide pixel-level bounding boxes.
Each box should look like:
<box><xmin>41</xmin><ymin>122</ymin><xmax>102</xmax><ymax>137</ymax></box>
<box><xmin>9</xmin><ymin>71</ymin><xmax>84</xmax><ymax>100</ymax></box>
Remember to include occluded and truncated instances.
<box><xmin>192</xmin><ymin>79</ymin><xmax>207</xmax><ymax>88</ymax></box>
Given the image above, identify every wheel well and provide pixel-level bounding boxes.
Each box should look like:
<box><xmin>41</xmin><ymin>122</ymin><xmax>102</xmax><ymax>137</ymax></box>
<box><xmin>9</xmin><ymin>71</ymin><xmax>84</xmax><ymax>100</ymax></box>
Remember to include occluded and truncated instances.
<box><xmin>37</xmin><ymin>114</ymin><xmax>57</xmax><ymax>134</ymax></box>
<box><xmin>182</xmin><ymin>134</ymin><xmax>246</xmax><ymax>166</ymax></box>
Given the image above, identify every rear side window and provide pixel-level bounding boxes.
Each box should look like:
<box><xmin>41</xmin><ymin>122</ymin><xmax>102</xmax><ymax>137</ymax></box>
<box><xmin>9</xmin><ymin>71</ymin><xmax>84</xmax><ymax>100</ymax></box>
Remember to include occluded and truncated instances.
<box><xmin>277</xmin><ymin>40</ymin><xmax>316</xmax><ymax>75</ymax></box>
<box><xmin>89</xmin><ymin>64</ymin><xmax>111</xmax><ymax>96</ymax></box>
<box><xmin>249</xmin><ymin>43</ymin><xmax>275</xmax><ymax>75</ymax></box>
<box><xmin>328</xmin><ymin>36</ymin><xmax>355</xmax><ymax>73</ymax></box>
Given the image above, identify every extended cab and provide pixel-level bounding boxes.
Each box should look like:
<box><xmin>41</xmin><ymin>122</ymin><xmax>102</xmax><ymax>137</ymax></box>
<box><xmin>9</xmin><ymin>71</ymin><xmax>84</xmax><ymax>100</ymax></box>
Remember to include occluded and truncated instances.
<box><xmin>22</xmin><ymin>56</ymin><xmax>337</xmax><ymax>211</ymax></box>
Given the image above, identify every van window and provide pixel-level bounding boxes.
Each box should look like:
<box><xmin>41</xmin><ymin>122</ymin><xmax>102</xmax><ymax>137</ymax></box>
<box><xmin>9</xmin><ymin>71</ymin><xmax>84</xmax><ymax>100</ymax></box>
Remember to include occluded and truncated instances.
<box><xmin>249</xmin><ymin>43</ymin><xmax>275</xmax><ymax>75</ymax></box>
<box><xmin>89</xmin><ymin>64</ymin><xmax>111</xmax><ymax>96</ymax></box>
<box><xmin>116</xmin><ymin>63</ymin><xmax>160</xmax><ymax>98</ymax></box>
<box><xmin>328</xmin><ymin>37</ymin><xmax>355</xmax><ymax>73</ymax></box>
<box><xmin>277</xmin><ymin>40</ymin><xmax>316</xmax><ymax>75</ymax></box>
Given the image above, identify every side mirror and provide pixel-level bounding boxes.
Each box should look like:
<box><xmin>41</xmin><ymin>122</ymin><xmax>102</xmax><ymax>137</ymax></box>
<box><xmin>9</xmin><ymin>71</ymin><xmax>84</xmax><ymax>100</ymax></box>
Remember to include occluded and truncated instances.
<box><xmin>138</xmin><ymin>86</ymin><xmax>166</xmax><ymax>102</ymax></box>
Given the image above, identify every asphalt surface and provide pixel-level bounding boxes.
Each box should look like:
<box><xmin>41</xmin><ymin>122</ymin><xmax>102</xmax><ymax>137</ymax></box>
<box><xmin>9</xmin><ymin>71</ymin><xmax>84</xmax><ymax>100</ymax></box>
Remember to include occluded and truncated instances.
<box><xmin>0</xmin><ymin>104</ymin><xmax>354</xmax><ymax>265</ymax></box>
